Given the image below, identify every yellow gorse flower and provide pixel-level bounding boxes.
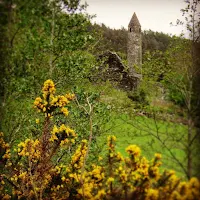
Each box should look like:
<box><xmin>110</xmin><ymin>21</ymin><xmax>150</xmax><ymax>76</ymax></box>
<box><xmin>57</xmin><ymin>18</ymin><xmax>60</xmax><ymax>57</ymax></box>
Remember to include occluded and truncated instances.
<box><xmin>1</xmin><ymin>80</ymin><xmax>200</xmax><ymax>200</ymax></box>
<box><xmin>42</xmin><ymin>79</ymin><xmax>56</xmax><ymax>99</ymax></box>
<box><xmin>35</xmin><ymin>118</ymin><xmax>40</xmax><ymax>124</ymax></box>
<box><xmin>34</xmin><ymin>80</ymin><xmax>74</xmax><ymax>118</ymax></box>
<box><xmin>71</xmin><ymin>140</ymin><xmax>88</xmax><ymax>170</ymax></box>
<box><xmin>49</xmin><ymin>124</ymin><xmax>77</xmax><ymax>145</ymax></box>
<box><xmin>18</xmin><ymin>139</ymin><xmax>41</xmax><ymax>161</ymax></box>
<box><xmin>154</xmin><ymin>153</ymin><xmax>161</xmax><ymax>160</ymax></box>
<box><xmin>145</xmin><ymin>189</ymin><xmax>159</xmax><ymax>200</ymax></box>
<box><xmin>66</xmin><ymin>93</ymin><xmax>75</xmax><ymax>100</ymax></box>
<box><xmin>126</xmin><ymin>144</ymin><xmax>141</xmax><ymax>157</ymax></box>
<box><xmin>61</xmin><ymin>107</ymin><xmax>69</xmax><ymax>116</ymax></box>
<box><xmin>106</xmin><ymin>177</ymin><xmax>114</xmax><ymax>185</ymax></box>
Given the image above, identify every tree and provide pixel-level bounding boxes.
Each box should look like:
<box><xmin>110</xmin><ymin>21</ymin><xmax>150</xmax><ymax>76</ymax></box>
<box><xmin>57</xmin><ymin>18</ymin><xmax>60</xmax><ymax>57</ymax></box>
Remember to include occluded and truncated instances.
<box><xmin>178</xmin><ymin>0</ymin><xmax>200</xmax><ymax>178</ymax></box>
<box><xmin>0</xmin><ymin>0</ymin><xmax>96</xmax><ymax>146</ymax></box>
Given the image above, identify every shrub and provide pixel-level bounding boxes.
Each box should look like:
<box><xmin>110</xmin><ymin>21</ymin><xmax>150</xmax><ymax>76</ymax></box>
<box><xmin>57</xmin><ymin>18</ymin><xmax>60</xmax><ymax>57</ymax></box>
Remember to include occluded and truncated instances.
<box><xmin>128</xmin><ymin>88</ymin><xmax>149</xmax><ymax>110</ymax></box>
<box><xmin>0</xmin><ymin>80</ymin><xmax>199</xmax><ymax>200</ymax></box>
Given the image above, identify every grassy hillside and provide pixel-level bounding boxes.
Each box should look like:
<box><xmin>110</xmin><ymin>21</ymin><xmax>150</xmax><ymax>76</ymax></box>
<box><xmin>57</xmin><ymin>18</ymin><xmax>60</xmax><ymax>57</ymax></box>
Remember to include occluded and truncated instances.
<box><xmin>81</xmin><ymin>81</ymin><xmax>188</xmax><ymax>178</ymax></box>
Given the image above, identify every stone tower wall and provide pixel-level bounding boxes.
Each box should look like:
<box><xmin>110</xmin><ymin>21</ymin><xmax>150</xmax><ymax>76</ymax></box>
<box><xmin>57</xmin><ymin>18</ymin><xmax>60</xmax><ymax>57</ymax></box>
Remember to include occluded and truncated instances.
<box><xmin>127</xmin><ymin>31</ymin><xmax>142</xmax><ymax>75</ymax></box>
<box><xmin>127</xmin><ymin>13</ymin><xmax>142</xmax><ymax>76</ymax></box>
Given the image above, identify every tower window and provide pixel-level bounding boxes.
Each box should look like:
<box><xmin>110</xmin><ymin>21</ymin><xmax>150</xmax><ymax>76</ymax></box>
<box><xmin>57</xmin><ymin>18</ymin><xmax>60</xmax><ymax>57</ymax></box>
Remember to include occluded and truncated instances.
<box><xmin>130</xmin><ymin>28</ymin><xmax>131</xmax><ymax>32</ymax></box>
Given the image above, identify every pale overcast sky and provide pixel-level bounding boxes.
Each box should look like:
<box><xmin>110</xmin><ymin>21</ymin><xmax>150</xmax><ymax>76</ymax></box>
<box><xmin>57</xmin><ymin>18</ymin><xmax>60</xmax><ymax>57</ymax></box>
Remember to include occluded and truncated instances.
<box><xmin>81</xmin><ymin>0</ymin><xmax>187</xmax><ymax>36</ymax></box>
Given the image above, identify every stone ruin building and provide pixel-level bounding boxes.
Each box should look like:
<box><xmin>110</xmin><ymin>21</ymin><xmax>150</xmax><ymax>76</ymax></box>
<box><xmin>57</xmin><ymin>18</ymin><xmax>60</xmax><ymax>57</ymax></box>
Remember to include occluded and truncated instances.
<box><xmin>97</xmin><ymin>12</ymin><xmax>142</xmax><ymax>91</ymax></box>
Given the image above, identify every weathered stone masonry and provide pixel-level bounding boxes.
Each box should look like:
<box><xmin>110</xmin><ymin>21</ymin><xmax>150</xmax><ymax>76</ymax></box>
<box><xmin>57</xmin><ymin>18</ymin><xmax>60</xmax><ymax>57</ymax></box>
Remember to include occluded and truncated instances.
<box><xmin>127</xmin><ymin>12</ymin><xmax>142</xmax><ymax>75</ymax></box>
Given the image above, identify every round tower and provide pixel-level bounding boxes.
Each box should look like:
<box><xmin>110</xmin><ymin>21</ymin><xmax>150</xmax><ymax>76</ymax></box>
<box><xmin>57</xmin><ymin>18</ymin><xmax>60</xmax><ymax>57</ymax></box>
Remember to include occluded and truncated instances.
<box><xmin>127</xmin><ymin>12</ymin><xmax>142</xmax><ymax>75</ymax></box>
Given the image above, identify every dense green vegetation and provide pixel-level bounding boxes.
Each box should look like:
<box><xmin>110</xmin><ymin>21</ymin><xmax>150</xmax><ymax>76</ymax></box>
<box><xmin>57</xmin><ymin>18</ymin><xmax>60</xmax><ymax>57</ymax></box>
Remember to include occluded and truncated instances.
<box><xmin>92</xmin><ymin>23</ymin><xmax>172</xmax><ymax>57</ymax></box>
<box><xmin>0</xmin><ymin>0</ymin><xmax>200</xmax><ymax>199</ymax></box>
<box><xmin>1</xmin><ymin>80</ymin><xmax>200</xmax><ymax>199</ymax></box>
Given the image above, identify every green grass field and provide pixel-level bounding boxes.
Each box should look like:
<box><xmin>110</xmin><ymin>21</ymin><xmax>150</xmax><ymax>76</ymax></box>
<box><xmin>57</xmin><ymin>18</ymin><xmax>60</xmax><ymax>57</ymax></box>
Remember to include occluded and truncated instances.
<box><xmin>81</xmin><ymin>82</ymin><xmax>189</xmax><ymax>179</ymax></box>
<box><xmin>97</xmin><ymin>112</ymin><xmax>187</xmax><ymax>179</ymax></box>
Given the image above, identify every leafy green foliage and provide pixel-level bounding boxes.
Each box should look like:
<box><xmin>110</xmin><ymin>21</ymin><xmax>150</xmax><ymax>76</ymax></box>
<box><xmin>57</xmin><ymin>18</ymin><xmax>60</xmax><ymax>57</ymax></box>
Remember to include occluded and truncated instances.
<box><xmin>127</xmin><ymin>88</ymin><xmax>149</xmax><ymax>109</ymax></box>
<box><xmin>0</xmin><ymin>0</ymin><xmax>97</xmax><ymax>141</ymax></box>
<box><xmin>162</xmin><ymin>37</ymin><xmax>192</xmax><ymax>107</ymax></box>
<box><xmin>91</xmin><ymin>23</ymin><xmax>172</xmax><ymax>56</ymax></box>
<box><xmin>142</xmin><ymin>30</ymin><xmax>171</xmax><ymax>52</ymax></box>
<box><xmin>2</xmin><ymin>0</ymin><xmax>95</xmax><ymax>96</ymax></box>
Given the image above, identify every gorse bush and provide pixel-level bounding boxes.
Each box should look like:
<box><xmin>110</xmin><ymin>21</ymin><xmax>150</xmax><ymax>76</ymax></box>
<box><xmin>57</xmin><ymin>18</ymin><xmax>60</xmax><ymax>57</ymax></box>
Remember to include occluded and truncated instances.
<box><xmin>0</xmin><ymin>80</ymin><xmax>200</xmax><ymax>200</ymax></box>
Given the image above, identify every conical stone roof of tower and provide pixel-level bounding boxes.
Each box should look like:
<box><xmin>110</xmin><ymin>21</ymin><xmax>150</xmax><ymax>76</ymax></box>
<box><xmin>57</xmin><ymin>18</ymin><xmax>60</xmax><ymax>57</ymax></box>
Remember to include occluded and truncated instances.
<box><xmin>128</xmin><ymin>12</ymin><xmax>141</xmax><ymax>28</ymax></box>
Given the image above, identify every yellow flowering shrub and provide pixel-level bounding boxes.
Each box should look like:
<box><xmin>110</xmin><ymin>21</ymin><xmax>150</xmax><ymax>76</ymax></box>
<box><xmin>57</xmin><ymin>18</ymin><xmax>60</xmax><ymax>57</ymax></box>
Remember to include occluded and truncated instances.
<box><xmin>0</xmin><ymin>80</ymin><xmax>200</xmax><ymax>200</ymax></box>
